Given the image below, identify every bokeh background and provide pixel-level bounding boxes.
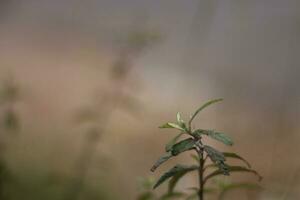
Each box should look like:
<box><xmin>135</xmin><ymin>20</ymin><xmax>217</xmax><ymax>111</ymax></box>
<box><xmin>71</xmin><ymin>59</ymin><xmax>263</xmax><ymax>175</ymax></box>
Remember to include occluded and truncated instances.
<box><xmin>0</xmin><ymin>0</ymin><xmax>299</xmax><ymax>199</ymax></box>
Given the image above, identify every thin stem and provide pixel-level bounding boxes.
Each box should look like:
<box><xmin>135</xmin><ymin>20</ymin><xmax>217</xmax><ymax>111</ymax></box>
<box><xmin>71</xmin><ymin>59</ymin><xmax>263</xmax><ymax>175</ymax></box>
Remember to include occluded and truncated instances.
<box><xmin>198</xmin><ymin>147</ymin><xmax>204</xmax><ymax>200</ymax></box>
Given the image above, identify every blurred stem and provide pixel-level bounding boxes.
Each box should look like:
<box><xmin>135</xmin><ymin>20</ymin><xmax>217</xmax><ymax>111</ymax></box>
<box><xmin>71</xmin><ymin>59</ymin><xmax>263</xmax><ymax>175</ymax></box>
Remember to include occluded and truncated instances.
<box><xmin>64</xmin><ymin>27</ymin><xmax>159</xmax><ymax>200</ymax></box>
<box><xmin>64</xmin><ymin>78</ymin><xmax>125</xmax><ymax>200</ymax></box>
<box><xmin>65</xmin><ymin>47</ymin><xmax>142</xmax><ymax>200</ymax></box>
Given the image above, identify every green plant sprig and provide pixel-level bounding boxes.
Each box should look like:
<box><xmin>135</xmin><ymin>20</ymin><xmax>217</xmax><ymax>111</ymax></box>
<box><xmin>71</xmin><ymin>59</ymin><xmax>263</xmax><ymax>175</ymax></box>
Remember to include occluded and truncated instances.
<box><xmin>150</xmin><ymin>99</ymin><xmax>262</xmax><ymax>200</ymax></box>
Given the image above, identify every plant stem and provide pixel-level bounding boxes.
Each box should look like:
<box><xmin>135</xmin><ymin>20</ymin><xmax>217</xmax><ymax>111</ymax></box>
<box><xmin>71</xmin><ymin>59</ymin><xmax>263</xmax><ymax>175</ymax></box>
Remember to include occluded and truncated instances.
<box><xmin>198</xmin><ymin>148</ymin><xmax>204</xmax><ymax>200</ymax></box>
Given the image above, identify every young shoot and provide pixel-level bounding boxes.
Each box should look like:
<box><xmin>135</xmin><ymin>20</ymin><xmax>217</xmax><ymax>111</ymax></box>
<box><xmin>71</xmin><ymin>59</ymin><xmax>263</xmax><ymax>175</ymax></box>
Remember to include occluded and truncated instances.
<box><xmin>150</xmin><ymin>99</ymin><xmax>262</xmax><ymax>200</ymax></box>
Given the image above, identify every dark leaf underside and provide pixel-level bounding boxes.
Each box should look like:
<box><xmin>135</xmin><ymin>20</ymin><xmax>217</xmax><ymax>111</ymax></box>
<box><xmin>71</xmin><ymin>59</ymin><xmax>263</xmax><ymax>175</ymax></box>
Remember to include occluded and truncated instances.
<box><xmin>204</xmin><ymin>145</ymin><xmax>229</xmax><ymax>175</ymax></box>
<box><xmin>171</xmin><ymin>138</ymin><xmax>195</xmax><ymax>156</ymax></box>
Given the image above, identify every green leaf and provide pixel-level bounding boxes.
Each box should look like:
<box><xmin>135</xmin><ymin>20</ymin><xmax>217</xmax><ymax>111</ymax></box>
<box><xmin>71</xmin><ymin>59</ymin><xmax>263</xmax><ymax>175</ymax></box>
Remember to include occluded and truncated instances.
<box><xmin>223</xmin><ymin>152</ymin><xmax>251</xmax><ymax>168</ymax></box>
<box><xmin>204</xmin><ymin>166</ymin><xmax>263</xmax><ymax>183</ymax></box>
<box><xmin>176</xmin><ymin>112</ymin><xmax>186</xmax><ymax>127</ymax></box>
<box><xmin>204</xmin><ymin>146</ymin><xmax>229</xmax><ymax>175</ymax></box>
<box><xmin>191</xmin><ymin>129</ymin><xmax>203</xmax><ymax>139</ymax></box>
<box><xmin>168</xmin><ymin>167</ymin><xmax>198</xmax><ymax>194</ymax></box>
<box><xmin>153</xmin><ymin>165</ymin><xmax>198</xmax><ymax>189</ymax></box>
<box><xmin>204</xmin><ymin>146</ymin><xmax>225</xmax><ymax>164</ymax></box>
<box><xmin>189</xmin><ymin>98</ymin><xmax>223</xmax><ymax>126</ymax></box>
<box><xmin>151</xmin><ymin>138</ymin><xmax>195</xmax><ymax>172</ymax></box>
<box><xmin>171</xmin><ymin>138</ymin><xmax>196</xmax><ymax>156</ymax></box>
<box><xmin>193</xmin><ymin>129</ymin><xmax>233</xmax><ymax>146</ymax></box>
<box><xmin>151</xmin><ymin>152</ymin><xmax>173</xmax><ymax>172</ymax></box>
<box><xmin>159</xmin><ymin>122</ymin><xmax>185</xmax><ymax>132</ymax></box>
<box><xmin>169</xmin><ymin>170</ymin><xmax>217</xmax><ymax>194</ymax></box>
<box><xmin>176</xmin><ymin>112</ymin><xmax>183</xmax><ymax>124</ymax></box>
<box><xmin>165</xmin><ymin>133</ymin><xmax>184</xmax><ymax>152</ymax></box>
<box><xmin>168</xmin><ymin>172</ymin><xmax>186</xmax><ymax>193</ymax></box>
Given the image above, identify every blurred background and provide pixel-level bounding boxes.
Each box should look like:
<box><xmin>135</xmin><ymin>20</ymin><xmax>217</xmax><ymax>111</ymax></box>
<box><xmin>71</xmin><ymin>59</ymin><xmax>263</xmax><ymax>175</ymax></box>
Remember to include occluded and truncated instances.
<box><xmin>0</xmin><ymin>0</ymin><xmax>299</xmax><ymax>199</ymax></box>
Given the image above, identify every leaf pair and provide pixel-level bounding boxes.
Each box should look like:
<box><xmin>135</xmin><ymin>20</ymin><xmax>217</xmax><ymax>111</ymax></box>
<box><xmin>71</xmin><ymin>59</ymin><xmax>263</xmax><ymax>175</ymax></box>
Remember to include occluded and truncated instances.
<box><xmin>160</xmin><ymin>98</ymin><xmax>223</xmax><ymax>133</ymax></box>
<box><xmin>159</xmin><ymin>112</ymin><xmax>187</xmax><ymax>132</ymax></box>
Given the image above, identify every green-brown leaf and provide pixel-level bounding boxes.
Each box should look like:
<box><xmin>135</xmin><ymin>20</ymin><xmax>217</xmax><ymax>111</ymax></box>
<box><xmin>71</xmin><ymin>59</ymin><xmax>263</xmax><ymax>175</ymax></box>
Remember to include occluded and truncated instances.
<box><xmin>204</xmin><ymin>165</ymin><xmax>262</xmax><ymax>183</ymax></box>
<box><xmin>165</xmin><ymin>133</ymin><xmax>184</xmax><ymax>152</ymax></box>
<box><xmin>159</xmin><ymin>122</ymin><xmax>185</xmax><ymax>132</ymax></box>
<box><xmin>204</xmin><ymin>146</ymin><xmax>229</xmax><ymax>175</ymax></box>
<box><xmin>153</xmin><ymin>165</ymin><xmax>198</xmax><ymax>189</ymax></box>
<box><xmin>189</xmin><ymin>98</ymin><xmax>223</xmax><ymax>125</ymax></box>
<box><xmin>223</xmin><ymin>152</ymin><xmax>251</xmax><ymax>168</ymax></box>
<box><xmin>151</xmin><ymin>152</ymin><xmax>173</xmax><ymax>172</ymax></box>
<box><xmin>171</xmin><ymin>138</ymin><xmax>196</xmax><ymax>156</ymax></box>
<box><xmin>193</xmin><ymin>129</ymin><xmax>233</xmax><ymax>146</ymax></box>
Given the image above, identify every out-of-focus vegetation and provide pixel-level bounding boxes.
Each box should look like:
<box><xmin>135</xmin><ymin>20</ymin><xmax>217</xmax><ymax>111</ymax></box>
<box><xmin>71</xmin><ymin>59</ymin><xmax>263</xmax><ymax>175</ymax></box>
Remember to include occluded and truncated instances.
<box><xmin>63</xmin><ymin>28</ymin><xmax>160</xmax><ymax>200</ymax></box>
<box><xmin>0</xmin><ymin>77</ymin><xmax>20</xmax><ymax>199</ymax></box>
